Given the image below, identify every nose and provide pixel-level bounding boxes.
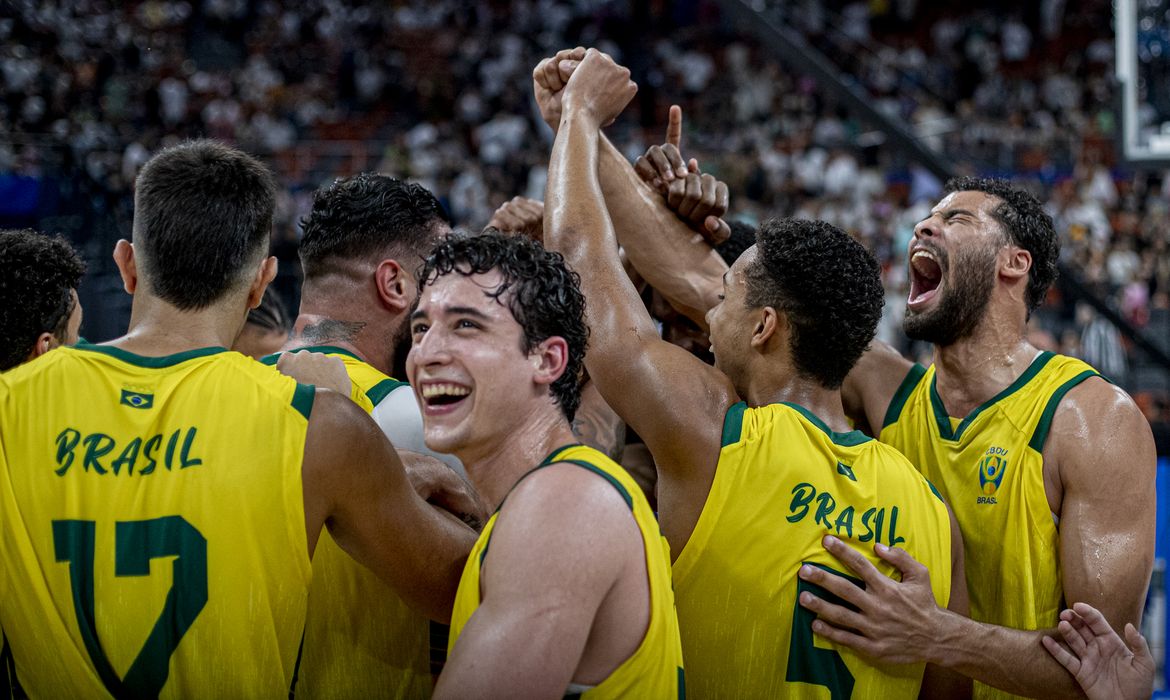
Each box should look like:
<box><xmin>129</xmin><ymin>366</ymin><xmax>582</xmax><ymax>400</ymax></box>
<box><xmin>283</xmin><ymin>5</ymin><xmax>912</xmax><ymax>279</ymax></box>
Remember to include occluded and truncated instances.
<box><xmin>913</xmin><ymin>215</ymin><xmax>938</xmax><ymax>240</ymax></box>
<box><xmin>408</xmin><ymin>325</ymin><xmax>452</xmax><ymax>371</ymax></box>
<box><xmin>705</xmin><ymin>304</ymin><xmax>716</xmax><ymax>329</ymax></box>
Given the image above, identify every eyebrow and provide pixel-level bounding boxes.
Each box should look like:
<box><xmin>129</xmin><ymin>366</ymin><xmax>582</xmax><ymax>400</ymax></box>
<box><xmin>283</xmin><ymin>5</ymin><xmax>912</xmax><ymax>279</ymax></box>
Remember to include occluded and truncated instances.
<box><xmin>410</xmin><ymin>305</ymin><xmax>493</xmax><ymax>322</ymax></box>
<box><xmin>937</xmin><ymin>208</ymin><xmax>977</xmax><ymax>219</ymax></box>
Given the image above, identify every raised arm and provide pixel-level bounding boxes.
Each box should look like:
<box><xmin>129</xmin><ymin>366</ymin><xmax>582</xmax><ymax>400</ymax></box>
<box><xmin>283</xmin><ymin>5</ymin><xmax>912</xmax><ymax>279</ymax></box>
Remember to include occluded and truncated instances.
<box><xmin>533</xmin><ymin>50</ymin><xmax>728</xmax><ymax>329</ymax></box>
<box><xmin>302</xmin><ymin>389</ymin><xmax>477</xmax><ymax>622</ymax></box>
<box><xmin>842</xmin><ymin>339</ymin><xmax>916</xmax><ymax>434</ymax></box>
<box><xmin>543</xmin><ymin>49</ymin><xmax>737</xmax><ymax>501</ymax></box>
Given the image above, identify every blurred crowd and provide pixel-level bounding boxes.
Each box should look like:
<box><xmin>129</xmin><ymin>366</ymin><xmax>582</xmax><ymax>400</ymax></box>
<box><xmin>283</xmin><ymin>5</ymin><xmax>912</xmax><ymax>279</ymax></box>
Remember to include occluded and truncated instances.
<box><xmin>1</xmin><ymin>0</ymin><xmax>1167</xmax><ymax>412</ymax></box>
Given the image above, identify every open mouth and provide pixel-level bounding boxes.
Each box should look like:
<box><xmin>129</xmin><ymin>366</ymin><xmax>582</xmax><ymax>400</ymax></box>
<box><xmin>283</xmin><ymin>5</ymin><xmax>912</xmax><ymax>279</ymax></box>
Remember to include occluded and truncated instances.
<box><xmin>908</xmin><ymin>249</ymin><xmax>943</xmax><ymax>308</ymax></box>
<box><xmin>419</xmin><ymin>381</ymin><xmax>472</xmax><ymax>414</ymax></box>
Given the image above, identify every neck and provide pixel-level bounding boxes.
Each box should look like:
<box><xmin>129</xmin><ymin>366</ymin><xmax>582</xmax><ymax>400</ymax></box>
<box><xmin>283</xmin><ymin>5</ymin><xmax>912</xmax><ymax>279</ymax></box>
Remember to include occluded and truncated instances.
<box><xmin>931</xmin><ymin>306</ymin><xmax>1037</xmax><ymax>416</ymax></box>
<box><xmin>112</xmin><ymin>295</ymin><xmax>245</xmax><ymax>355</ymax></box>
<box><xmin>457</xmin><ymin>406</ymin><xmax>578</xmax><ymax>512</ymax></box>
<box><xmin>289</xmin><ymin>309</ymin><xmax>402</xmax><ymax>376</ymax></box>
<box><xmin>746</xmin><ymin>370</ymin><xmax>851</xmax><ymax>433</ymax></box>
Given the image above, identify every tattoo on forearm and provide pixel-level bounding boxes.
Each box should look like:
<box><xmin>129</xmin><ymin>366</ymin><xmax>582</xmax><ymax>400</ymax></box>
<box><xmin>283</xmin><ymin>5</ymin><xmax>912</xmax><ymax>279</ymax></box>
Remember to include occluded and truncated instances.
<box><xmin>301</xmin><ymin>319</ymin><xmax>367</xmax><ymax>344</ymax></box>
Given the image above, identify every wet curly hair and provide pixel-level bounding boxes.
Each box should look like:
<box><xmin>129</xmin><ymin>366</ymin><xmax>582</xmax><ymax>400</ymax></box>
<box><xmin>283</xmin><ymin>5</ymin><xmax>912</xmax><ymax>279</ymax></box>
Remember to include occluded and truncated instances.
<box><xmin>0</xmin><ymin>229</ymin><xmax>86</xmax><ymax>371</ymax></box>
<box><xmin>418</xmin><ymin>231</ymin><xmax>589</xmax><ymax>421</ymax></box>
<box><xmin>944</xmin><ymin>176</ymin><xmax>1058</xmax><ymax>315</ymax></box>
<box><xmin>744</xmin><ymin>219</ymin><xmax>883</xmax><ymax>389</ymax></box>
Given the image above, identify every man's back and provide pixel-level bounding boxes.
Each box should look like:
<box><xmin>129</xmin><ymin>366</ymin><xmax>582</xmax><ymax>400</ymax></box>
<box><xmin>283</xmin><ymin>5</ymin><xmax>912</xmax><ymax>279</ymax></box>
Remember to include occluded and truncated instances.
<box><xmin>0</xmin><ymin>343</ymin><xmax>314</xmax><ymax>698</ymax></box>
<box><xmin>674</xmin><ymin>401</ymin><xmax>952</xmax><ymax>698</ymax></box>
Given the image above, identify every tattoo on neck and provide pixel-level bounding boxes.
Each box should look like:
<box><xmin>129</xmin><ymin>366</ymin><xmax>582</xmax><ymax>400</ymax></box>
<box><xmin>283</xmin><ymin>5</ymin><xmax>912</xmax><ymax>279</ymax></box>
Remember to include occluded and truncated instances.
<box><xmin>301</xmin><ymin>319</ymin><xmax>367</xmax><ymax>344</ymax></box>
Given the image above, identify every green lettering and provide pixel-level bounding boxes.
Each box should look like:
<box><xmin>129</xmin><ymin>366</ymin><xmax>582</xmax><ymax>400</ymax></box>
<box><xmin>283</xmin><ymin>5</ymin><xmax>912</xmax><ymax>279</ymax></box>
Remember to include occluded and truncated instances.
<box><xmin>787</xmin><ymin>483</ymin><xmax>816</xmax><ymax>523</ymax></box>
<box><xmin>111</xmin><ymin>438</ymin><xmax>142</xmax><ymax>476</ymax></box>
<box><xmin>54</xmin><ymin>428</ymin><xmax>82</xmax><ymax>476</ymax></box>
<box><xmin>81</xmin><ymin>434</ymin><xmax>115</xmax><ymax>475</ymax></box>
<box><xmin>833</xmin><ymin>506</ymin><xmax>855</xmax><ymax>539</ymax></box>
<box><xmin>887</xmin><ymin>506</ymin><xmax>906</xmax><ymax>547</ymax></box>
<box><xmin>873</xmin><ymin>508</ymin><xmax>885</xmax><ymax>544</ymax></box>
<box><xmin>140</xmin><ymin>435</ymin><xmax>162</xmax><ymax>476</ymax></box>
<box><xmin>164</xmin><ymin>430</ymin><xmax>179</xmax><ymax>470</ymax></box>
<box><xmin>179</xmin><ymin>428</ymin><xmax>202</xmax><ymax>469</ymax></box>
<box><xmin>813</xmin><ymin>492</ymin><xmax>836</xmax><ymax>529</ymax></box>
<box><xmin>858</xmin><ymin>507</ymin><xmax>877</xmax><ymax>542</ymax></box>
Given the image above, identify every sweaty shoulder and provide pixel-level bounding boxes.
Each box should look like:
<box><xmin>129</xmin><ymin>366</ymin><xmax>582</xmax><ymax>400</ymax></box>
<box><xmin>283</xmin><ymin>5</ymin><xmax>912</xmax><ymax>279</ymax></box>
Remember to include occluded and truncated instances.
<box><xmin>843</xmin><ymin>340</ymin><xmax>917</xmax><ymax>433</ymax></box>
<box><xmin>1046</xmin><ymin>375</ymin><xmax>1153</xmax><ymax>466</ymax></box>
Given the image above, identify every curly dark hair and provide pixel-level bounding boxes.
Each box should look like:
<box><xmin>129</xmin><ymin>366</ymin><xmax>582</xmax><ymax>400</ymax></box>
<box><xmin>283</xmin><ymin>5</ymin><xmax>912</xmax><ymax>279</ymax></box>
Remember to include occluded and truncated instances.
<box><xmin>418</xmin><ymin>230</ymin><xmax>589</xmax><ymax>421</ymax></box>
<box><xmin>299</xmin><ymin>173</ymin><xmax>450</xmax><ymax>279</ymax></box>
<box><xmin>716</xmin><ymin>220</ymin><xmax>757</xmax><ymax>267</ymax></box>
<box><xmin>744</xmin><ymin>219</ymin><xmax>884</xmax><ymax>390</ymax></box>
<box><xmin>944</xmin><ymin>176</ymin><xmax>1058</xmax><ymax>314</ymax></box>
<box><xmin>134</xmin><ymin>140</ymin><xmax>276</xmax><ymax>310</ymax></box>
<box><xmin>0</xmin><ymin>229</ymin><xmax>86</xmax><ymax>371</ymax></box>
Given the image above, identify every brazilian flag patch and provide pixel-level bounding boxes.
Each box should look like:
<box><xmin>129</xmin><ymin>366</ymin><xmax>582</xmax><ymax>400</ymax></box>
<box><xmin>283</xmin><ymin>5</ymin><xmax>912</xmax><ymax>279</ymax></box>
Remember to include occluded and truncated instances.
<box><xmin>120</xmin><ymin>389</ymin><xmax>154</xmax><ymax>409</ymax></box>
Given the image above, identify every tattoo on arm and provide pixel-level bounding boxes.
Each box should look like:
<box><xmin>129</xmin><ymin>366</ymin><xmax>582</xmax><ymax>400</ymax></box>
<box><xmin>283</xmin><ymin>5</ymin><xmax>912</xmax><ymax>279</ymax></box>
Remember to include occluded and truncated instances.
<box><xmin>301</xmin><ymin>319</ymin><xmax>367</xmax><ymax>344</ymax></box>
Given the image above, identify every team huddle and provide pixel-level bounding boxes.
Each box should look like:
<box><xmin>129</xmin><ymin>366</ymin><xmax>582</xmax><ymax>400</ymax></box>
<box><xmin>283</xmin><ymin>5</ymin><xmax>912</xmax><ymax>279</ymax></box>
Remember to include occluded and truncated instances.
<box><xmin>0</xmin><ymin>48</ymin><xmax>1158</xmax><ymax>699</ymax></box>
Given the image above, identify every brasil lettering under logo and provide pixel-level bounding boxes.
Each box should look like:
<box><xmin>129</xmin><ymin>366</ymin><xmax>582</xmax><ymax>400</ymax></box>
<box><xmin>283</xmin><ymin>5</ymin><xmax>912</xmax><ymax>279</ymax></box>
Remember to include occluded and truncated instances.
<box><xmin>977</xmin><ymin>448</ymin><xmax>1008</xmax><ymax>504</ymax></box>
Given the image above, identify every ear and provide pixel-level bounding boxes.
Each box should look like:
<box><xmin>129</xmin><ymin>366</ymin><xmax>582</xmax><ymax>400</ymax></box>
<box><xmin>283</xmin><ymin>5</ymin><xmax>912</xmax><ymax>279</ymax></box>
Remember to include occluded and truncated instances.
<box><xmin>530</xmin><ymin>336</ymin><xmax>569</xmax><ymax>388</ymax></box>
<box><xmin>1000</xmin><ymin>245</ymin><xmax>1032</xmax><ymax>283</ymax></box>
<box><xmin>375</xmin><ymin>259</ymin><xmax>412</xmax><ymax>313</ymax></box>
<box><xmin>26</xmin><ymin>332</ymin><xmax>56</xmax><ymax>362</ymax></box>
<box><xmin>750</xmin><ymin>307</ymin><xmax>784</xmax><ymax>350</ymax></box>
<box><xmin>113</xmin><ymin>240</ymin><xmax>138</xmax><ymax>294</ymax></box>
<box><xmin>246</xmin><ymin>256</ymin><xmax>278</xmax><ymax>309</ymax></box>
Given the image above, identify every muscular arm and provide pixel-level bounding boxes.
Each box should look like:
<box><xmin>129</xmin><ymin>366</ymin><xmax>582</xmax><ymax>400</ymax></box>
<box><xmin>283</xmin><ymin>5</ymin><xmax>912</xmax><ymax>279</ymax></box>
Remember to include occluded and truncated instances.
<box><xmin>920</xmin><ymin>506</ymin><xmax>972</xmax><ymax>700</ymax></box>
<box><xmin>302</xmin><ymin>390</ymin><xmax>477</xmax><ymax>622</ymax></box>
<box><xmin>543</xmin><ymin>54</ymin><xmax>738</xmax><ymax>551</ymax></box>
<box><xmin>434</xmin><ymin>466</ymin><xmax>642</xmax><ymax>698</ymax></box>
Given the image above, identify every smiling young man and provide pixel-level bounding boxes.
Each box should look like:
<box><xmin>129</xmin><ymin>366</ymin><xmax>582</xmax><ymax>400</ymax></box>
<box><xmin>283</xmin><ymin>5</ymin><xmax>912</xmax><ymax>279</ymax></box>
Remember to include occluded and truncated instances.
<box><xmin>805</xmin><ymin>178</ymin><xmax>1157</xmax><ymax>699</ymax></box>
<box><xmin>542</xmin><ymin>48</ymin><xmax>965</xmax><ymax>699</ymax></box>
<box><xmin>409</xmin><ymin>232</ymin><xmax>684</xmax><ymax>698</ymax></box>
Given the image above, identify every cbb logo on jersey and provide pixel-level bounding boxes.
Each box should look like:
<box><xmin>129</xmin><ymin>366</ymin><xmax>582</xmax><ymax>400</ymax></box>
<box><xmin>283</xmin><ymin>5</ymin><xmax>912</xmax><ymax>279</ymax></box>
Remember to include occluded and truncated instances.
<box><xmin>977</xmin><ymin>447</ymin><xmax>1008</xmax><ymax>503</ymax></box>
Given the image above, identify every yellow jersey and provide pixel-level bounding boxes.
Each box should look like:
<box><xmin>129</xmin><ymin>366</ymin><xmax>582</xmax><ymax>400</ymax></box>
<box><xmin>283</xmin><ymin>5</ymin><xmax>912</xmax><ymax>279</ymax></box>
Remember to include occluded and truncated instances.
<box><xmin>262</xmin><ymin>345</ymin><xmax>431</xmax><ymax>699</ymax></box>
<box><xmin>0</xmin><ymin>342</ymin><xmax>313</xmax><ymax>698</ymax></box>
<box><xmin>674</xmin><ymin>402</ymin><xmax>952</xmax><ymax>699</ymax></box>
<box><xmin>880</xmin><ymin>352</ymin><xmax>1099</xmax><ymax>700</ymax></box>
<box><xmin>449</xmin><ymin>444</ymin><xmax>685</xmax><ymax>698</ymax></box>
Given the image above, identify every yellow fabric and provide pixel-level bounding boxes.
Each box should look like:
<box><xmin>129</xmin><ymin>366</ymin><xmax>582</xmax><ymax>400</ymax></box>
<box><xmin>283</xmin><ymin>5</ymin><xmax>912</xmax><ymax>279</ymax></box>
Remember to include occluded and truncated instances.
<box><xmin>0</xmin><ymin>344</ymin><xmax>312</xmax><ymax>699</ymax></box>
<box><xmin>289</xmin><ymin>348</ymin><xmax>432</xmax><ymax>700</ymax></box>
<box><xmin>449</xmin><ymin>444</ymin><xmax>685</xmax><ymax>699</ymax></box>
<box><xmin>674</xmin><ymin>402</ymin><xmax>952</xmax><ymax>699</ymax></box>
<box><xmin>880</xmin><ymin>352</ymin><xmax>1099</xmax><ymax>700</ymax></box>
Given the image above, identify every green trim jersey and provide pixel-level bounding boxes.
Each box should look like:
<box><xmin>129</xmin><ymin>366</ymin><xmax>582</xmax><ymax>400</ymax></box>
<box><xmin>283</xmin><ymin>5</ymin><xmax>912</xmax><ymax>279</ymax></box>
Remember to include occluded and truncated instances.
<box><xmin>0</xmin><ymin>343</ymin><xmax>313</xmax><ymax>698</ymax></box>
<box><xmin>449</xmin><ymin>444</ymin><xmax>686</xmax><ymax>699</ymax></box>
<box><xmin>880</xmin><ymin>352</ymin><xmax>1100</xmax><ymax>700</ymax></box>
<box><xmin>674</xmin><ymin>402</ymin><xmax>952</xmax><ymax>699</ymax></box>
<box><xmin>264</xmin><ymin>346</ymin><xmax>431</xmax><ymax>699</ymax></box>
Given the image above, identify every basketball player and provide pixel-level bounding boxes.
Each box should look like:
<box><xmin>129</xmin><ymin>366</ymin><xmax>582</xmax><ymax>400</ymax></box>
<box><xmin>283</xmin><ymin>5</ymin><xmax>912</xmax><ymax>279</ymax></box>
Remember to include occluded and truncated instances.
<box><xmin>0</xmin><ymin>141</ymin><xmax>475</xmax><ymax>697</ymax></box>
<box><xmin>0</xmin><ymin>228</ymin><xmax>85</xmax><ymax>371</ymax></box>
<box><xmin>543</xmin><ymin>48</ymin><xmax>966</xmax><ymax>698</ymax></box>
<box><xmin>410</xmin><ymin>231</ymin><xmax>684</xmax><ymax>697</ymax></box>
<box><xmin>261</xmin><ymin>172</ymin><xmax>467</xmax><ymax>699</ymax></box>
<box><xmin>801</xmin><ymin>178</ymin><xmax>1156</xmax><ymax>699</ymax></box>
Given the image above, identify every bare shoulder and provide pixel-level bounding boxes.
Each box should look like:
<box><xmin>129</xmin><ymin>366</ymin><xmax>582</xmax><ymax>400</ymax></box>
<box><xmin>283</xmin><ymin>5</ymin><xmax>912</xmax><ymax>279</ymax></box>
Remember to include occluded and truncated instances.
<box><xmin>1048</xmin><ymin>376</ymin><xmax>1155</xmax><ymax>483</ymax></box>
<box><xmin>486</xmin><ymin>463</ymin><xmax>642</xmax><ymax>578</ymax></box>
<box><xmin>843</xmin><ymin>340</ymin><xmax>916</xmax><ymax>431</ymax></box>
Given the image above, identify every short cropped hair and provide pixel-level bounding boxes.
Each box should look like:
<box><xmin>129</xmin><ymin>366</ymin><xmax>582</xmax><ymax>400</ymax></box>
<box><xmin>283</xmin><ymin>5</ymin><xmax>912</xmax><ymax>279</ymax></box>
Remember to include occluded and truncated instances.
<box><xmin>744</xmin><ymin>219</ymin><xmax>884</xmax><ymax>389</ymax></box>
<box><xmin>944</xmin><ymin>176</ymin><xmax>1058</xmax><ymax>314</ymax></box>
<box><xmin>299</xmin><ymin>174</ymin><xmax>449</xmax><ymax>279</ymax></box>
<box><xmin>419</xmin><ymin>231</ymin><xmax>588</xmax><ymax>421</ymax></box>
<box><xmin>0</xmin><ymin>229</ymin><xmax>86</xmax><ymax>370</ymax></box>
<box><xmin>133</xmin><ymin>140</ymin><xmax>276</xmax><ymax>310</ymax></box>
